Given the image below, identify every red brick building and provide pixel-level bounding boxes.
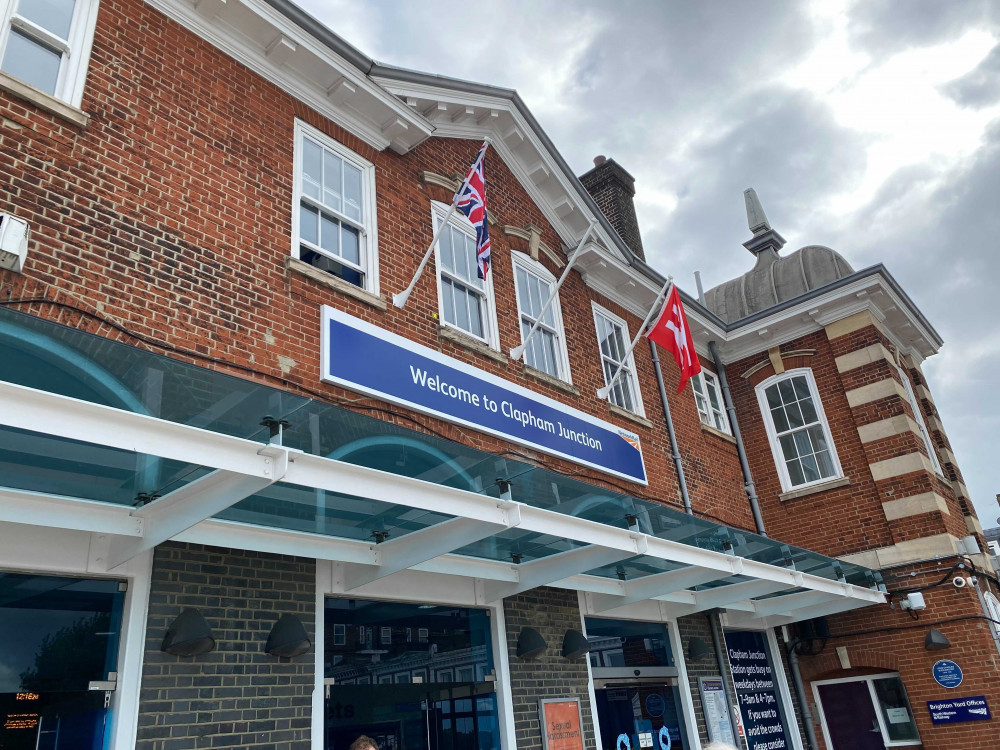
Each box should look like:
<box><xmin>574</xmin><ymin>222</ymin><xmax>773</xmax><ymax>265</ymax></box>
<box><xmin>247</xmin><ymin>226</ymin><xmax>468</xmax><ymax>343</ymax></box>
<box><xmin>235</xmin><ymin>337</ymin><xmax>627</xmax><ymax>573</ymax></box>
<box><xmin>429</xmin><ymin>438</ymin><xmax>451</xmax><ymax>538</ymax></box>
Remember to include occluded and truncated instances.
<box><xmin>0</xmin><ymin>1</ymin><xmax>994</xmax><ymax>749</ymax></box>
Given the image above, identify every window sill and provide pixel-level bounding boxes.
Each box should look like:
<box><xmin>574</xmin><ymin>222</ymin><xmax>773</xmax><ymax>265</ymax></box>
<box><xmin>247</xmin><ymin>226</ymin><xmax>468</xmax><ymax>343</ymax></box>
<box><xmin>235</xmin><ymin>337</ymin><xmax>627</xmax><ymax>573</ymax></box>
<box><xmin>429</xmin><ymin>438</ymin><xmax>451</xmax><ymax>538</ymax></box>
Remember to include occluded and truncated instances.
<box><xmin>0</xmin><ymin>72</ymin><xmax>89</xmax><ymax>128</ymax></box>
<box><xmin>437</xmin><ymin>325</ymin><xmax>506</xmax><ymax>363</ymax></box>
<box><xmin>522</xmin><ymin>364</ymin><xmax>578</xmax><ymax>396</ymax></box>
<box><xmin>779</xmin><ymin>476</ymin><xmax>851</xmax><ymax>502</ymax></box>
<box><xmin>608</xmin><ymin>403</ymin><xmax>653</xmax><ymax>429</ymax></box>
<box><xmin>700</xmin><ymin>423</ymin><xmax>737</xmax><ymax>445</ymax></box>
<box><xmin>286</xmin><ymin>256</ymin><xmax>387</xmax><ymax>311</ymax></box>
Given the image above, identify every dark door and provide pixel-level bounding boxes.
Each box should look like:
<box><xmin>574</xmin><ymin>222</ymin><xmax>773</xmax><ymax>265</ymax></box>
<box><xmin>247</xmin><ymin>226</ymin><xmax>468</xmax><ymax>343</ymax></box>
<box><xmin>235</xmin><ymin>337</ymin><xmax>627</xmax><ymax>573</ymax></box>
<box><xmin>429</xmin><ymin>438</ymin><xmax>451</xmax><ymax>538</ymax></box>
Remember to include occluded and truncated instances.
<box><xmin>817</xmin><ymin>681</ymin><xmax>885</xmax><ymax>750</ymax></box>
<box><xmin>594</xmin><ymin>684</ymin><xmax>686</xmax><ymax>750</ymax></box>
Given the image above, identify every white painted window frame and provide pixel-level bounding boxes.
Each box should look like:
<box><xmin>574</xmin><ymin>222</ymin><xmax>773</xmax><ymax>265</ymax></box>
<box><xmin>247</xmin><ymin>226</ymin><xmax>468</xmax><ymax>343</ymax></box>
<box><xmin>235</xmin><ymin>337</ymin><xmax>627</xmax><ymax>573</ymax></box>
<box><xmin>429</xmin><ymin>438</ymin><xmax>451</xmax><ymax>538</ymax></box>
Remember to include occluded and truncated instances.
<box><xmin>0</xmin><ymin>525</ymin><xmax>153</xmax><ymax>750</ymax></box>
<box><xmin>511</xmin><ymin>250</ymin><xmax>572</xmax><ymax>383</ymax></box>
<box><xmin>692</xmin><ymin>368</ymin><xmax>730</xmax><ymax>434</ymax></box>
<box><xmin>756</xmin><ymin>368</ymin><xmax>843</xmax><ymax>492</ymax></box>
<box><xmin>811</xmin><ymin>672</ymin><xmax>921</xmax><ymax>748</ymax></box>
<box><xmin>591</xmin><ymin>301</ymin><xmax>646</xmax><ymax>418</ymax></box>
<box><xmin>431</xmin><ymin>200</ymin><xmax>501</xmax><ymax>350</ymax></box>
<box><xmin>0</xmin><ymin>0</ymin><xmax>100</xmax><ymax>108</ymax></box>
<box><xmin>314</xmin><ymin>563</ymin><xmax>515</xmax><ymax>750</ymax></box>
<box><xmin>292</xmin><ymin>119</ymin><xmax>380</xmax><ymax>294</ymax></box>
<box><xmin>894</xmin><ymin>364</ymin><xmax>943</xmax><ymax>476</ymax></box>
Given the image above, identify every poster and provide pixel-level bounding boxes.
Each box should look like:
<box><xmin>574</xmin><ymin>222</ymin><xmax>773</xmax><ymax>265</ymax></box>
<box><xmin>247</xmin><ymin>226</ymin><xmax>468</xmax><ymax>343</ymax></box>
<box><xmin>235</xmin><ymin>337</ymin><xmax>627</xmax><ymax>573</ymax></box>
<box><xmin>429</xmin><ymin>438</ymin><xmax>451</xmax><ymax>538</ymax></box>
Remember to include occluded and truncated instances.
<box><xmin>698</xmin><ymin>677</ymin><xmax>737</xmax><ymax>745</ymax></box>
<box><xmin>539</xmin><ymin>698</ymin><xmax>585</xmax><ymax>750</ymax></box>
<box><xmin>724</xmin><ymin>630</ymin><xmax>792</xmax><ymax>750</ymax></box>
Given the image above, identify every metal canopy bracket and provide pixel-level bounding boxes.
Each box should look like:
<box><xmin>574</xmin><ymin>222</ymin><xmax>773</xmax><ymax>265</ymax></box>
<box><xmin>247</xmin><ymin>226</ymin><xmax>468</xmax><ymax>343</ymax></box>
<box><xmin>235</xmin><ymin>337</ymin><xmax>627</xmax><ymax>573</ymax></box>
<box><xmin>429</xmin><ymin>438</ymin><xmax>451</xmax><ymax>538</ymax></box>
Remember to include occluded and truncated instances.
<box><xmin>589</xmin><ymin>560</ymin><xmax>741</xmax><ymax>613</ymax></box>
<box><xmin>105</xmin><ymin>445</ymin><xmax>291</xmax><ymax>569</ymax></box>
<box><xmin>481</xmin><ymin>534</ymin><xmax>649</xmax><ymax>602</ymax></box>
<box><xmin>342</xmin><ymin>503</ymin><xmax>522</xmax><ymax>590</ymax></box>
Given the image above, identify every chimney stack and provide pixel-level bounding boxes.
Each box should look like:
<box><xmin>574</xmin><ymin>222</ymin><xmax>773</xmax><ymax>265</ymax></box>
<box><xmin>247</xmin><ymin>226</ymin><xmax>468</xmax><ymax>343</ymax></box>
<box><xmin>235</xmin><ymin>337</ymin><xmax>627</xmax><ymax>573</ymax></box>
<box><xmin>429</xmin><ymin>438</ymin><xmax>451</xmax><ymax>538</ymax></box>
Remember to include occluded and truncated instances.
<box><xmin>579</xmin><ymin>156</ymin><xmax>645</xmax><ymax>261</ymax></box>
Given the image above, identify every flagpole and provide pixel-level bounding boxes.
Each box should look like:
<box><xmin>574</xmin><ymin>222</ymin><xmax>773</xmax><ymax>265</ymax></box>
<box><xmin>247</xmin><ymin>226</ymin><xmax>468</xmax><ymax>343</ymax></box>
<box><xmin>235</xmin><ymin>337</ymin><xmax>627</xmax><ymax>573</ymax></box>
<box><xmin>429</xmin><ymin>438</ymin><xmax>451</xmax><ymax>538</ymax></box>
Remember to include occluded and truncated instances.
<box><xmin>510</xmin><ymin>220</ymin><xmax>597</xmax><ymax>361</ymax></box>
<box><xmin>596</xmin><ymin>276</ymin><xmax>673</xmax><ymax>401</ymax></box>
<box><xmin>393</xmin><ymin>143</ymin><xmax>487</xmax><ymax>309</ymax></box>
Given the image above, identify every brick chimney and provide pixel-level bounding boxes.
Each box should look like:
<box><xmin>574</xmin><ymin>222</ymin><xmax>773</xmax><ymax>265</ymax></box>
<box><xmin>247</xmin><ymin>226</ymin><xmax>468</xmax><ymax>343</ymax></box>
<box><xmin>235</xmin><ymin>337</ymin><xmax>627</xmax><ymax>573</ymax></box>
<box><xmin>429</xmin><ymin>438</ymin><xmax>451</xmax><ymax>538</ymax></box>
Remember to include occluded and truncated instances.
<box><xmin>579</xmin><ymin>155</ymin><xmax>645</xmax><ymax>261</ymax></box>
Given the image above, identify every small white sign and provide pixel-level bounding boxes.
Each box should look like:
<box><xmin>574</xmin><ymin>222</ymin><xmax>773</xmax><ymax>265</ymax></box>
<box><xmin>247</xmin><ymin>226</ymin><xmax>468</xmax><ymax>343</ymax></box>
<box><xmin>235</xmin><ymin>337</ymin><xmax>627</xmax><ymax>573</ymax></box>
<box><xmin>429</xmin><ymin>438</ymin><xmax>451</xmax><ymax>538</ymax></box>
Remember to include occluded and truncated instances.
<box><xmin>638</xmin><ymin>732</ymin><xmax>653</xmax><ymax>748</ymax></box>
<box><xmin>886</xmin><ymin>707</ymin><xmax>910</xmax><ymax>724</ymax></box>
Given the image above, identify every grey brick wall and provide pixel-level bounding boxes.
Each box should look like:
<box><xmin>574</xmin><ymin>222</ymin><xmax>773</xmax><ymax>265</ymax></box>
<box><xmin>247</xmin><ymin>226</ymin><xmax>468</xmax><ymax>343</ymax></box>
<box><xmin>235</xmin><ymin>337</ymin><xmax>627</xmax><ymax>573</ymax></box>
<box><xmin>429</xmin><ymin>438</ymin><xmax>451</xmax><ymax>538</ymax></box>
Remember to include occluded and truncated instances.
<box><xmin>136</xmin><ymin>542</ymin><xmax>315</xmax><ymax>749</ymax></box>
<box><xmin>503</xmin><ymin>587</ymin><xmax>597</xmax><ymax>750</ymax></box>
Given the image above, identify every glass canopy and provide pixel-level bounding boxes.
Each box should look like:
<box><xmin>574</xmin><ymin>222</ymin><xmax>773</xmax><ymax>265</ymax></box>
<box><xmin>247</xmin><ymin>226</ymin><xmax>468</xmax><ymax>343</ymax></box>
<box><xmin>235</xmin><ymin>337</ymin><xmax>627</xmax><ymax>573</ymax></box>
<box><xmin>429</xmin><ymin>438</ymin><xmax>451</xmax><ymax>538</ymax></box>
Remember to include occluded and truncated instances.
<box><xmin>0</xmin><ymin>306</ymin><xmax>881</xmax><ymax>596</ymax></box>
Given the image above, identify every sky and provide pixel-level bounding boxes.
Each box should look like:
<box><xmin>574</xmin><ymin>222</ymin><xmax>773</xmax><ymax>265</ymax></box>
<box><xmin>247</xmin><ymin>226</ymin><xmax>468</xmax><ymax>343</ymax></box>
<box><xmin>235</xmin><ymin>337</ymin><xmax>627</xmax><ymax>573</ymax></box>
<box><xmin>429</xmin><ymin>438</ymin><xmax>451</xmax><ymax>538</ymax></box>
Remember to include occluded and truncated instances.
<box><xmin>297</xmin><ymin>0</ymin><xmax>1000</xmax><ymax>528</ymax></box>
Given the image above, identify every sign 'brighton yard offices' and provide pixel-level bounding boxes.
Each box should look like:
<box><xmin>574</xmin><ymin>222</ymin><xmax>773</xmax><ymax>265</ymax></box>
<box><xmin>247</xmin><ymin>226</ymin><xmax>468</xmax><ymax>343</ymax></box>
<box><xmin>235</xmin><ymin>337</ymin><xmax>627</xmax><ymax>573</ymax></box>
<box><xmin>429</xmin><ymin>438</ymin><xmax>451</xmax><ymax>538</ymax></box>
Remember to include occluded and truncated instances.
<box><xmin>321</xmin><ymin>307</ymin><xmax>648</xmax><ymax>484</ymax></box>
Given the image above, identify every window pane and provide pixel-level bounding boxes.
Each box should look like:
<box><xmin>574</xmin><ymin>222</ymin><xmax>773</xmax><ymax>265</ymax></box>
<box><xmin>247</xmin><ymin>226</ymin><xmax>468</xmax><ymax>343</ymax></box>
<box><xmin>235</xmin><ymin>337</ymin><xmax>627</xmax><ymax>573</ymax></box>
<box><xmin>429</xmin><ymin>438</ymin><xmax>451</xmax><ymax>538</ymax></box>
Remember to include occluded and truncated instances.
<box><xmin>596</xmin><ymin>317</ymin><xmax>613</xmax><ymax>357</ymax></box>
<box><xmin>442</xmin><ymin>278</ymin><xmax>456</xmax><ymax>326</ymax></box>
<box><xmin>454</xmin><ymin>283</ymin><xmax>470</xmax><ymax>332</ymax></box>
<box><xmin>516</xmin><ymin>268</ymin><xmax>530</xmax><ymax>314</ymax></box>
<box><xmin>808</xmin><ymin>425</ymin><xmax>829</xmax><ymax>453</ymax></box>
<box><xmin>800</xmin><ymin>453</ymin><xmax>821</xmax><ymax>482</ymax></box>
<box><xmin>713</xmin><ymin>412</ymin><xmax>727</xmax><ymax>431</ymax></box>
<box><xmin>299</xmin><ymin>202</ymin><xmax>319</xmax><ymax>246</ymax></box>
<box><xmin>815</xmin><ymin>448</ymin><xmax>835</xmax><ymax>478</ymax></box>
<box><xmin>467</xmin><ymin>290</ymin><xmax>484</xmax><ymax>338</ymax></box>
<box><xmin>799</xmin><ymin>395</ymin><xmax>818</xmax><ymax>424</ymax></box>
<box><xmin>18</xmin><ymin>0</ymin><xmax>77</xmax><ymax>40</ymax></box>
<box><xmin>707</xmin><ymin>381</ymin><xmax>723</xmax><ymax>412</ymax></box>
<box><xmin>779</xmin><ymin>434</ymin><xmax>798</xmax><ymax>461</ymax></box>
<box><xmin>538</xmin><ymin>329</ymin><xmax>558</xmax><ymax>377</ymax></box>
<box><xmin>301</xmin><ymin>139</ymin><xmax>322</xmax><ymax>200</ymax></box>
<box><xmin>300</xmin><ymin>248</ymin><xmax>363</xmax><ymax>288</ymax></box>
<box><xmin>340</xmin><ymin>225</ymin><xmax>360</xmax><ymax>265</ymax></box>
<box><xmin>765</xmin><ymin>384</ymin><xmax>782</xmax><ymax>410</ymax></box>
<box><xmin>785</xmin><ymin>401</ymin><xmax>804</xmax><ymax>429</ymax></box>
<box><xmin>873</xmin><ymin>677</ymin><xmax>920</xmax><ymax>742</ymax></box>
<box><xmin>791</xmin><ymin>375</ymin><xmax>811</xmax><ymax>401</ymax></box>
<box><xmin>692</xmin><ymin>375</ymin><xmax>705</xmax><ymax>395</ymax></box>
<box><xmin>771</xmin><ymin>404</ymin><xmax>790</xmax><ymax>433</ymax></box>
<box><xmin>777</xmin><ymin>379</ymin><xmax>795</xmax><ymax>404</ymax></box>
<box><xmin>343</xmin><ymin>163</ymin><xmax>362</xmax><ymax>221</ymax></box>
<box><xmin>320</xmin><ymin>214</ymin><xmax>339</xmax><ymax>256</ymax></box>
<box><xmin>1</xmin><ymin>29</ymin><xmax>62</xmax><ymax>95</ymax></box>
<box><xmin>322</xmin><ymin>151</ymin><xmax>342</xmax><ymax>211</ymax></box>
<box><xmin>439</xmin><ymin>225</ymin><xmax>458</xmax><ymax>273</ymax></box>
<box><xmin>528</xmin><ymin>275</ymin><xmax>543</xmax><ymax>319</ymax></box>
<box><xmin>793</xmin><ymin>430</ymin><xmax>813</xmax><ymax>458</ymax></box>
<box><xmin>786</xmin><ymin>458</ymin><xmax>805</xmax><ymax>486</ymax></box>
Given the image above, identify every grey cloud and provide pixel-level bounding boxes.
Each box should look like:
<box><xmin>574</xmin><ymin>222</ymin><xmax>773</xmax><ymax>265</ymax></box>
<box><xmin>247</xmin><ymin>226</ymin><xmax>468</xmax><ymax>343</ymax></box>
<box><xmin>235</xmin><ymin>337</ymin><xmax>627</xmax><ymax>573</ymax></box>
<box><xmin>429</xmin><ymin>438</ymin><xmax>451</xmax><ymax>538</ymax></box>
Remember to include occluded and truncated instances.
<box><xmin>847</xmin><ymin>0</ymin><xmax>999</xmax><ymax>55</ymax></box>
<box><xmin>942</xmin><ymin>43</ymin><xmax>1000</xmax><ymax>108</ymax></box>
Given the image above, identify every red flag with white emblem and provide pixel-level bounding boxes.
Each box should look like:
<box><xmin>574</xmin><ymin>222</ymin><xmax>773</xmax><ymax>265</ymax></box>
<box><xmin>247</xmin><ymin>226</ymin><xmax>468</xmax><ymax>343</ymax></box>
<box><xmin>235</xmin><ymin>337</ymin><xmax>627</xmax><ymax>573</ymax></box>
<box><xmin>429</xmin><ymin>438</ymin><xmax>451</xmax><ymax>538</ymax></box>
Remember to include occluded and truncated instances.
<box><xmin>646</xmin><ymin>284</ymin><xmax>702</xmax><ymax>393</ymax></box>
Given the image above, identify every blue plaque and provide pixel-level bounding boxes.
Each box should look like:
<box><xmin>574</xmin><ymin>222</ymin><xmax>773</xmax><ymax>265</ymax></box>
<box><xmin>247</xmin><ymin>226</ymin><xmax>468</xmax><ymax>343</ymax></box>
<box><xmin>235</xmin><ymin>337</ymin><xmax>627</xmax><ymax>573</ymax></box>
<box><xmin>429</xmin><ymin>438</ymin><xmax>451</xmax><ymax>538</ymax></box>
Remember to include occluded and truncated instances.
<box><xmin>321</xmin><ymin>307</ymin><xmax>647</xmax><ymax>484</ymax></box>
<box><xmin>932</xmin><ymin>660</ymin><xmax>963</xmax><ymax>689</ymax></box>
<box><xmin>927</xmin><ymin>695</ymin><xmax>990</xmax><ymax>724</ymax></box>
<box><xmin>645</xmin><ymin>693</ymin><xmax>665</xmax><ymax>718</ymax></box>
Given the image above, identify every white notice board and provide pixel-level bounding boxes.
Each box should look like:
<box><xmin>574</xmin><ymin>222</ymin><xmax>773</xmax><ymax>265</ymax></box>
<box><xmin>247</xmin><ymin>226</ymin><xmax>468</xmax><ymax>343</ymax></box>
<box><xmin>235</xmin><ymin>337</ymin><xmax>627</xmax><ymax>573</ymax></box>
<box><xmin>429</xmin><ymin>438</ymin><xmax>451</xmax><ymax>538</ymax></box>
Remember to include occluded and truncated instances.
<box><xmin>698</xmin><ymin>676</ymin><xmax>737</xmax><ymax>745</ymax></box>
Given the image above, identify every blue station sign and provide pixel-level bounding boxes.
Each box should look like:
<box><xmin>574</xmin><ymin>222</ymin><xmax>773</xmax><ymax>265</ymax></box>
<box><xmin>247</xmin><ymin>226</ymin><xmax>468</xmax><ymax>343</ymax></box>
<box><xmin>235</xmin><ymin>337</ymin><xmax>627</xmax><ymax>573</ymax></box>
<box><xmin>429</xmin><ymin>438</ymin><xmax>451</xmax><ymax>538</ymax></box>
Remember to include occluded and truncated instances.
<box><xmin>321</xmin><ymin>308</ymin><xmax>648</xmax><ymax>484</ymax></box>
<box><xmin>927</xmin><ymin>695</ymin><xmax>991</xmax><ymax>724</ymax></box>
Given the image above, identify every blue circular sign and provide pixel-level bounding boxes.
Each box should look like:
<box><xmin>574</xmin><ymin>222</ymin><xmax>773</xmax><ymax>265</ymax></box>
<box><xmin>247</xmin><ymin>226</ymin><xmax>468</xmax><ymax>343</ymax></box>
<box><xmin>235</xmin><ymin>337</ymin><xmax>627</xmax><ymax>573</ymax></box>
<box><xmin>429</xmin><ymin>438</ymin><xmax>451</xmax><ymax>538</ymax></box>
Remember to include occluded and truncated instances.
<box><xmin>645</xmin><ymin>693</ymin><xmax>666</xmax><ymax>718</ymax></box>
<box><xmin>932</xmin><ymin>659</ymin><xmax>963</xmax><ymax>689</ymax></box>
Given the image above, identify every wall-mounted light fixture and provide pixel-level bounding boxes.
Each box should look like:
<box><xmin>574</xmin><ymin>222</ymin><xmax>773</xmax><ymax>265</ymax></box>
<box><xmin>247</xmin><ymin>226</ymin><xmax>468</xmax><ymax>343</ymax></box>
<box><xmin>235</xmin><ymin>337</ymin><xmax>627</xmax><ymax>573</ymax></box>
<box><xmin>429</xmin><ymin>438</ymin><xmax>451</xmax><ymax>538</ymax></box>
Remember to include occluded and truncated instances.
<box><xmin>925</xmin><ymin>628</ymin><xmax>951</xmax><ymax>651</ymax></box>
<box><xmin>562</xmin><ymin>629</ymin><xmax>590</xmax><ymax>660</ymax></box>
<box><xmin>516</xmin><ymin>627</ymin><xmax>547</xmax><ymax>659</ymax></box>
<box><xmin>687</xmin><ymin>637</ymin><xmax>712</xmax><ymax>661</ymax></box>
<box><xmin>265</xmin><ymin>614</ymin><xmax>312</xmax><ymax>658</ymax></box>
<box><xmin>161</xmin><ymin>608</ymin><xmax>216</xmax><ymax>656</ymax></box>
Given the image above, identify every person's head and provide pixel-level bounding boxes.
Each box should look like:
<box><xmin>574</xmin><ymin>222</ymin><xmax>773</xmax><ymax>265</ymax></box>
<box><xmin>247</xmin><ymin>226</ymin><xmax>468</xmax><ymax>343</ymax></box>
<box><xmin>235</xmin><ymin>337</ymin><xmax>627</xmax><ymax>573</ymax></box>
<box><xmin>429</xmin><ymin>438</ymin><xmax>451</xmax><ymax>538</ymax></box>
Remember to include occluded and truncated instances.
<box><xmin>349</xmin><ymin>735</ymin><xmax>378</xmax><ymax>750</ymax></box>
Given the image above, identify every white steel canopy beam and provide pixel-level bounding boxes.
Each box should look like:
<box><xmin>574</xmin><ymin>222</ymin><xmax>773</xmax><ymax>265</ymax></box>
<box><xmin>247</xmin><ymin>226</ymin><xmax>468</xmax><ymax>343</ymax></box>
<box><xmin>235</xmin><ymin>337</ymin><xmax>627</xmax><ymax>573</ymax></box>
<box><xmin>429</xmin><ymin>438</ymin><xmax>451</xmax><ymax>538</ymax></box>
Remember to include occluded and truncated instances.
<box><xmin>749</xmin><ymin>589</ymin><xmax>844</xmax><ymax>619</ymax></box>
<box><xmin>482</xmin><ymin>534</ymin><xmax>648</xmax><ymax>602</ymax></box>
<box><xmin>105</xmin><ymin>445</ymin><xmax>289</xmax><ymax>569</ymax></box>
<box><xmin>688</xmin><ymin>578</ymin><xmax>796</xmax><ymax>613</ymax></box>
<box><xmin>589</xmin><ymin>561</ymin><xmax>742</xmax><ymax>613</ymax></box>
<box><xmin>764</xmin><ymin>596</ymin><xmax>880</xmax><ymax>626</ymax></box>
<box><xmin>342</xmin><ymin>505</ymin><xmax>521</xmax><ymax>590</ymax></box>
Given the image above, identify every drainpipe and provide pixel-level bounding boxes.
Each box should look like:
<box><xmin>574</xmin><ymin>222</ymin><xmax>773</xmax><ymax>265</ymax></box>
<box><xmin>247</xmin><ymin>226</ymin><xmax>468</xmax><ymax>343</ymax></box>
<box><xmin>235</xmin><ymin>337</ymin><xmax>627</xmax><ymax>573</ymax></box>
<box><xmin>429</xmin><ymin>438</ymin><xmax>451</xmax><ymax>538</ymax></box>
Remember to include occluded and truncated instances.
<box><xmin>786</xmin><ymin>639</ymin><xmax>819</xmax><ymax>750</ymax></box>
<box><xmin>708</xmin><ymin>339</ymin><xmax>766</xmax><ymax>537</ymax></box>
<box><xmin>649</xmin><ymin>338</ymin><xmax>692</xmax><ymax>515</ymax></box>
<box><xmin>972</xmin><ymin>575</ymin><xmax>1000</xmax><ymax>658</ymax></box>
<box><xmin>707</xmin><ymin>610</ymin><xmax>745</xmax><ymax>750</ymax></box>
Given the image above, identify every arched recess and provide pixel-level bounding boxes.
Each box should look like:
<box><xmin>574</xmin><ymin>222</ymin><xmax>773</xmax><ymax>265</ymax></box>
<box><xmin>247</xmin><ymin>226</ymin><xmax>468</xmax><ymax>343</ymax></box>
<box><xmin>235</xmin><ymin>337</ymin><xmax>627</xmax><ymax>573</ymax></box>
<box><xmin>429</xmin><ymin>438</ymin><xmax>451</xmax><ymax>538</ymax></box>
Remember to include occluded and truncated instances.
<box><xmin>0</xmin><ymin>315</ymin><xmax>160</xmax><ymax>499</ymax></box>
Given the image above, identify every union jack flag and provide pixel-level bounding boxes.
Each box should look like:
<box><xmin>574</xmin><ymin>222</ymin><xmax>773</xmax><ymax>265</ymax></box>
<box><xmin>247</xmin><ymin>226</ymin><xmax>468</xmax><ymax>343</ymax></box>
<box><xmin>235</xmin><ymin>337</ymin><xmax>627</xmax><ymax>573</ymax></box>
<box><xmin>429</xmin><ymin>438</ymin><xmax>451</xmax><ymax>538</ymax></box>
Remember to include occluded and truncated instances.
<box><xmin>454</xmin><ymin>141</ymin><xmax>491</xmax><ymax>279</ymax></box>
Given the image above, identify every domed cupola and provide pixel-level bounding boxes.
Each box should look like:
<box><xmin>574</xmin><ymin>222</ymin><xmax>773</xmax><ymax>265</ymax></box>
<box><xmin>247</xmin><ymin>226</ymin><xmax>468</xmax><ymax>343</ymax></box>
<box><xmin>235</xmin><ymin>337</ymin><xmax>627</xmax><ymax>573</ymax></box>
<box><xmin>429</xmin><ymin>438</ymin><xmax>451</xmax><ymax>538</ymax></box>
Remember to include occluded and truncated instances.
<box><xmin>704</xmin><ymin>189</ymin><xmax>854</xmax><ymax>323</ymax></box>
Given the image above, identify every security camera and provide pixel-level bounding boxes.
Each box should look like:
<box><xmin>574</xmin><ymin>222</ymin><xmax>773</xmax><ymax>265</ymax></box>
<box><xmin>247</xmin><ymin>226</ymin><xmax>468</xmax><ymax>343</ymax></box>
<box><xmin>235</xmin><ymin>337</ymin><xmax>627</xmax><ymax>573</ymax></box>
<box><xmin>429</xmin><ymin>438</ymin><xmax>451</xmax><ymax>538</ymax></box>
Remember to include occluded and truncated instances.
<box><xmin>953</xmin><ymin>576</ymin><xmax>967</xmax><ymax>589</ymax></box>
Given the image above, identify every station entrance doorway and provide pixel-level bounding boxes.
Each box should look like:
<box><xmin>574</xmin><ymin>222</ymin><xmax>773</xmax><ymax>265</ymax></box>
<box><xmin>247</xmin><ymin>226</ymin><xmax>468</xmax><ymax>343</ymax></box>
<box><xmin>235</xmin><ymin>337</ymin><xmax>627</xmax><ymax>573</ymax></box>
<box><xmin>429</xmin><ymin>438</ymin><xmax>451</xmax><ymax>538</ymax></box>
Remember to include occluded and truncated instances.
<box><xmin>594</xmin><ymin>680</ymin><xmax>688</xmax><ymax>750</ymax></box>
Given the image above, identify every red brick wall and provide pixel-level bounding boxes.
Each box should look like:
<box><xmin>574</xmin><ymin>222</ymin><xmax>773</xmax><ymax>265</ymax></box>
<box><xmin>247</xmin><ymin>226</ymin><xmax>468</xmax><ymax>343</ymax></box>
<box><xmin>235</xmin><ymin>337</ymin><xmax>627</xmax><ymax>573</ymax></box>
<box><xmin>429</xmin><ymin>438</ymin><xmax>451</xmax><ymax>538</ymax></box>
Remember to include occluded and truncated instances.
<box><xmin>797</xmin><ymin>566</ymin><xmax>1000</xmax><ymax>749</ymax></box>
<box><xmin>0</xmin><ymin>0</ymin><xmax>752</xmax><ymax>530</ymax></box>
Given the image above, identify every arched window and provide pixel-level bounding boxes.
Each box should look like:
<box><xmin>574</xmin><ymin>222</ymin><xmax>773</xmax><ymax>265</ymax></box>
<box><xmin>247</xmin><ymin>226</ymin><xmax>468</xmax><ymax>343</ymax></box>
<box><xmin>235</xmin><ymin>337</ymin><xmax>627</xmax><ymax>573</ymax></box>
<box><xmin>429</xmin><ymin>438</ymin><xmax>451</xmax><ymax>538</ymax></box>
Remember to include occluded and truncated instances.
<box><xmin>756</xmin><ymin>368</ymin><xmax>841</xmax><ymax>491</ymax></box>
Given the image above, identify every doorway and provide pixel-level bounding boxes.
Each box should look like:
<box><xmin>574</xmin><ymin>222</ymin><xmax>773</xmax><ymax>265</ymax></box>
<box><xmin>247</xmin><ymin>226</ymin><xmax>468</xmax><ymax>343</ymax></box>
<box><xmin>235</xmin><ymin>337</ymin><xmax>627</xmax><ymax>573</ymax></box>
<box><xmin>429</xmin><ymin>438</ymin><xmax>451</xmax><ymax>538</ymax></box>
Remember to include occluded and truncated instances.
<box><xmin>0</xmin><ymin>572</ymin><xmax>125</xmax><ymax>750</ymax></box>
<box><xmin>813</xmin><ymin>673</ymin><xmax>920</xmax><ymax>749</ymax></box>
<box><xmin>594</xmin><ymin>682</ymin><xmax>687</xmax><ymax>750</ymax></box>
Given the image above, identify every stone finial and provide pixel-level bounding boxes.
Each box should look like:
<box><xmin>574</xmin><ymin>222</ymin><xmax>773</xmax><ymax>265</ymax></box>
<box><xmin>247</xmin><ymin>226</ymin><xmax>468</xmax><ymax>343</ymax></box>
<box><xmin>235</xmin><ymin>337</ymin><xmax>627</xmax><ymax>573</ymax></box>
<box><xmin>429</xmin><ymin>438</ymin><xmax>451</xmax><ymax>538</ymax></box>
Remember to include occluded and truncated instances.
<box><xmin>744</xmin><ymin>188</ymin><xmax>770</xmax><ymax>235</ymax></box>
